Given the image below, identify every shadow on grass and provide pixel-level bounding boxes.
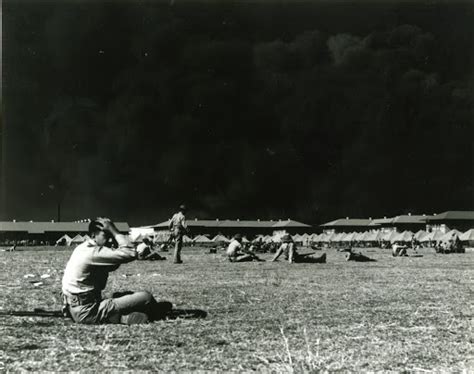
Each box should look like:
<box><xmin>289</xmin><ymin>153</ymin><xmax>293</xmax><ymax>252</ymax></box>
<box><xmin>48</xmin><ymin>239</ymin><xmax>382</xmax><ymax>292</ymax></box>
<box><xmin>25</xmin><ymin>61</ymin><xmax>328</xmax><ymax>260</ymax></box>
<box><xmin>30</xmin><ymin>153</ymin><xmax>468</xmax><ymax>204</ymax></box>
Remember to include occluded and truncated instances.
<box><xmin>162</xmin><ymin>309</ymin><xmax>208</xmax><ymax>320</ymax></box>
<box><xmin>0</xmin><ymin>308</ymin><xmax>207</xmax><ymax>323</ymax></box>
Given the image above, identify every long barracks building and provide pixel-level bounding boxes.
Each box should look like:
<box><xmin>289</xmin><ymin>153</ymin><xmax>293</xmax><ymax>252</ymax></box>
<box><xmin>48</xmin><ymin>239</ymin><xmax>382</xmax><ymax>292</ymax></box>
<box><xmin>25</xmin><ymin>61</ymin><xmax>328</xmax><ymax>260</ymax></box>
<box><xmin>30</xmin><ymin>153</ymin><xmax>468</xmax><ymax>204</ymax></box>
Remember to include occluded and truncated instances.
<box><xmin>150</xmin><ymin>218</ymin><xmax>312</xmax><ymax>238</ymax></box>
<box><xmin>320</xmin><ymin>211</ymin><xmax>474</xmax><ymax>234</ymax></box>
<box><xmin>0</xmin><ymin>221</ymin><xmax>130</xmax><ymax>245</ymax></box>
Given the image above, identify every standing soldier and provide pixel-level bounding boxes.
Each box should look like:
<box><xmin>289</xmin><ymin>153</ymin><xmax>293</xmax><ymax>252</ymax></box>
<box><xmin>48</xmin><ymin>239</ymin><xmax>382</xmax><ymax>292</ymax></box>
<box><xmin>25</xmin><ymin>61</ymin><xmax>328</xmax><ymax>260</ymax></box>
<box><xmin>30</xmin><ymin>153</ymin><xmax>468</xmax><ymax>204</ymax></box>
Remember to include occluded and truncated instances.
<box><xmin>169</xmin><ymin>204</ymin><xmax>188</xmax><ymax>264</ymax></box>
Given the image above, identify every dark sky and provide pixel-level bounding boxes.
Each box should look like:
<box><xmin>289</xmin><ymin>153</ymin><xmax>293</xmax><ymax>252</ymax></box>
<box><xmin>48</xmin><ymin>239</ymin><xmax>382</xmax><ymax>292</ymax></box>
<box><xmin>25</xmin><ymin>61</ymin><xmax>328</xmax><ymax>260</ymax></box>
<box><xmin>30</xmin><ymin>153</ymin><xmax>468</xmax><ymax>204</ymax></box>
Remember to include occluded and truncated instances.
<box><xmin>1</xmin><ymin>0</ymin><xmax>473</xmax><ymax>226</ymax></box>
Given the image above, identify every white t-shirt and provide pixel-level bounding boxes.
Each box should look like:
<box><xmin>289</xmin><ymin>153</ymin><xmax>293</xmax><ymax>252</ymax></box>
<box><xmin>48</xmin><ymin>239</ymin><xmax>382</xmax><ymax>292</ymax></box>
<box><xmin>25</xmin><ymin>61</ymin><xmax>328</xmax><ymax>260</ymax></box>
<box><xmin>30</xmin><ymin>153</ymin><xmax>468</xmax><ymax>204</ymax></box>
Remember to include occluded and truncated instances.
<box><xmin>136</xmin><ymin>243</ymin><xmax>151</xmax><ymax>257</ymax></box>
<box><xmin>226</xmin><ymin>239</ymin><xmax>242</xmax><ymax>257</ymax></box>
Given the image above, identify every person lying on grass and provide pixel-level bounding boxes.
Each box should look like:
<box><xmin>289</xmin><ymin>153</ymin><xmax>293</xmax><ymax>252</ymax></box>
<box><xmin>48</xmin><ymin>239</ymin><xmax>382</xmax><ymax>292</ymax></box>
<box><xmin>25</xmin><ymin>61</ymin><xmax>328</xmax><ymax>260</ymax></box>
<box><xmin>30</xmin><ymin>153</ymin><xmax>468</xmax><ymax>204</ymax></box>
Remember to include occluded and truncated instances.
<box><xmin>226</xmin><ymin>234</ymin><xmax>265</xmax><ymax>262</ymax></box>
<box><xmin>345</xmin><ymin>248</ymin><xmax>376</xmax><ymax>262</ymax></box>
<box><xmin>271</xmin><ymin>234</ymin><xmax>326</xmax><ymax>264</ymax></box>
<box><xmin>62</xmin><ymin>217</ymin><xmax>172</xmax><ymax>325</ymax></box>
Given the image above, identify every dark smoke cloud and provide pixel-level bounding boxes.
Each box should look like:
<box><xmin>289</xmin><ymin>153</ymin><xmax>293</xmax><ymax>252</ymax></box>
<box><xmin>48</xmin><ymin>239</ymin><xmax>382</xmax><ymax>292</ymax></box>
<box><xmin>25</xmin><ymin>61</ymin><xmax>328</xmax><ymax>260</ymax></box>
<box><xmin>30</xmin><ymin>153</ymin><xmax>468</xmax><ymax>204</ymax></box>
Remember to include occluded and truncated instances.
<box><xmin>2</xmin><ymin>1</ymin><xmax>473</xmax><ymax>225</ymax></box>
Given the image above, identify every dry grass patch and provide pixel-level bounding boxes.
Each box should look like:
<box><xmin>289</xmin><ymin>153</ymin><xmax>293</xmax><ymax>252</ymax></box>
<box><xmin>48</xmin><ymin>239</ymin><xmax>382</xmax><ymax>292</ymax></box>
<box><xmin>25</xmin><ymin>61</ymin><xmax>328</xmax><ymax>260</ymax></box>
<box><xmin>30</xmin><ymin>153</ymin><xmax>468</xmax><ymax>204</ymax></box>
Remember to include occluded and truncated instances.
<box><xmin>0</xmin><ymin>247</ymin><xmax>472</xmax><ymax>371</ymax></box>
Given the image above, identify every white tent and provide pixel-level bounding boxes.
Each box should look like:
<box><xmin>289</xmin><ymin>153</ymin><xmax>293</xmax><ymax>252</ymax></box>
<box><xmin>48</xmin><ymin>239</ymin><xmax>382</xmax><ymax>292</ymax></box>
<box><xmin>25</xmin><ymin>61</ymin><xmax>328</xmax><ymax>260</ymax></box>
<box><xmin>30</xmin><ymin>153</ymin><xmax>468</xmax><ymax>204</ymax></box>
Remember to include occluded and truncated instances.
<box><xmin>327</xmin><ymin>233</ymin><xmax>338</xmax><ymax>242</ymax></box>
<box><xmin>392</xmin><ymin>231</ymin><xmax>414</xmax><ymax>243</ymax></box>
<box><xmin>342</xmin><ymin>232</ymin><xmax>357</xmax><ymax>242</ymax></box>
<box><xmin>193</xmin><ymin>235</ymin><xmax>212</xmax><ymax>243</ymax></box>
<box><xmin>56</xmin><ymin>234</ymin><xmax>72</xmax><ymax>246</ymax></box>
<box><xmin>364</xmin><ymin>231</ymin><xmax>378</xmax><ymax>242</ymax></box>
<box><xmin>300</xmin><ymin>233</ymin><xmax>310</xmax><ymax>244</ymax></box>
<box><xmin>292</xmin><ymin>234</ymin><xmax>303</xmax><ymax>242</ymax></box>
<box><xmin>374</xmin><ymin>231</ymin><xmax>385</xmax><ymax>241</ymax></box>
<box><xmin>70</xmin><ymin>234</ymin><xmax>85</xmax><ymax>244</ymax></box>
<box><xmin>387</xmin><ymin>231</ymin><xmax>400</xmax><ymax>243</ymax></box>
<box><xmin>379</xmin><ymin>231</ymin><xmax>393</xmax><ymax>241</ymax></box>
<box><xmin>321</xmin><ymin>233</ymin><xmax>333</xmax><ymax>242</ymax></box>
<box><xmin>311</xmin><ymin>233</ymin><xmax>321</xmax><ymax>242</ymax></box>
<box><xmin>328</xmin><ymin>232</ymin><xmax>339</xmax><ymax>242</ymax></box>
<box><xmin>332</xmin><ymin>232</ymin><xmax>345</xmax><ymax>242</ymax></box>
<box><xmin>182</xmin><ymin>235</ymin><xmax>193</xmax><ymax>243</ymax></box>
<box><xmin>212</xmin><ymin>235</ymin><xmax>230</xmax><ymax>243</ymax></box>
<box><xmin>421</xmin><ymin>230</ymin><xmax>445</xmax><ymax>242</ymax></box>
<box><xmin>354</xmin><ymin>232</ymin><xmax>367</xmax><ymax>241</ymax></box>
<box><xmin>439</xmin><ymin>229</ymin><xmax>462</xmax><ymax>243</ymax></box>
<box><xmin>459</xmin><ymin>229</ymin><xmax>474</xmax><ymax>241</ymax></box>
<box><xmin>414</xmin><ymin>230</ymin><xmax>428</xmax><ymax>241</ymax></box>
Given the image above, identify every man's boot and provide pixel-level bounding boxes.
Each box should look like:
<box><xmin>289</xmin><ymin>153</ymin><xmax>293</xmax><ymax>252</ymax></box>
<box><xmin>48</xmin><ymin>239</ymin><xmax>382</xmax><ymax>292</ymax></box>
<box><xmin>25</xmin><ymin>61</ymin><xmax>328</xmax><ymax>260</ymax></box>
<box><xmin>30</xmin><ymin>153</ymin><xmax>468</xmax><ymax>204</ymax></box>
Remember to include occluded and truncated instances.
<box><xmin>150</xmin><ymin>301</ymin><xmax>173</xmax><ymax>321</ymax></box>
<box><xmin>120</xmin><ymin>312</ymin><xmax>149</xmax><ymax>325</ymax></box>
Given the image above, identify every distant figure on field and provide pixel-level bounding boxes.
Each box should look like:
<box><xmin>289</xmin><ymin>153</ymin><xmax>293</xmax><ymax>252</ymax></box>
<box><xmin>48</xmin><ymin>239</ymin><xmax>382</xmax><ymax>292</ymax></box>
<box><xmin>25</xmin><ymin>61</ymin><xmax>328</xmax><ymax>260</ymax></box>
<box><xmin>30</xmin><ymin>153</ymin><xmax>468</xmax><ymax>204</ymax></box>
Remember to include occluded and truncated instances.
<box><xmin>137</xmin><ymin>237</ymin><xmax>166</xmax><ymax>261</ymax></box>
<box><xmin>227</xmin><ymin>234</ymin><xmax>264</xmax><ymax>262</ymax></box>
<box><xmin>392</xmin><ymin>243</ymin><xmax>408</xmax><ymax>257</ymax></box>
<box><xmin>272</xmin><ymin>234</ymin><xmax>326</xmax><ymax>264</ymax></box>
<box><xmin>169</xmin><ymin>205</ymin><xmax>188</xmax><ymax>264</ymax></box>
<box><xmin>344</xmin><ymin>246</ymin><xmax>376</xmax><ymax>262</ymax></box>
<box><xmin>62</xmin><ymin>218</ymin><xmax>172</xmax><ymax>325</ymax></box>
<box><xmin>453</xmin><ymin>236</ymin><xmax>463</xmax><ymax>253</ymax></box>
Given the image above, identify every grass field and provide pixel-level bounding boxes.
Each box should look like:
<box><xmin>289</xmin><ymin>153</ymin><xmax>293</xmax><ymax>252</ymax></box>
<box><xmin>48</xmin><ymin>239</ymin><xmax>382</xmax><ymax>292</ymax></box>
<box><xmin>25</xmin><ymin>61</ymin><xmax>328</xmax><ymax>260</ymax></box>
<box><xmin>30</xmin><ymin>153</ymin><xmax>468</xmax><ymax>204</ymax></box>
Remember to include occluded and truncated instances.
<box><xmin>0</xmin><ymin>246</ymin><xmax>472</xmax><ymax>372</ymax></box>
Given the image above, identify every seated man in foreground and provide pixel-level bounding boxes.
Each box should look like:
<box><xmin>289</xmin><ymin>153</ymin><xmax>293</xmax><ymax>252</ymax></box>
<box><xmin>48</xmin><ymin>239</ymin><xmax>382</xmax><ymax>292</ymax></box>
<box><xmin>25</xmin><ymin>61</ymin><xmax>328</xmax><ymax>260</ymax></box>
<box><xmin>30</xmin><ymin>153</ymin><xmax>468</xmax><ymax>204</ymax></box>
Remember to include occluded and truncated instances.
<box><xmin>272</xmin><ymin>234</ymin><xmax>326</xmax><ymax>264</ymax></box>
<box><xmin>227</xmin><ymin>234</ymin><xmax>264</xmax><ymax>262</ymax></box>
<box><xmin>62</xmin><ymin>218</ymin><xmax>172</xmax><ymax>325</ymax></box>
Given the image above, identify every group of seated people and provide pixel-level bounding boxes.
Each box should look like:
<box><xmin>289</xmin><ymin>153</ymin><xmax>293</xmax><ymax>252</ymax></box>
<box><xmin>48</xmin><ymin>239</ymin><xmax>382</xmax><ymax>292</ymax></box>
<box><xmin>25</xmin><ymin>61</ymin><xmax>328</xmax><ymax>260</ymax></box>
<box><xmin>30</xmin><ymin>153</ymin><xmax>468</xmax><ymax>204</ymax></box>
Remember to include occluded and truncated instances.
<box><xmin>435</xmin><ymin>237</ymin><xmax>463</xmax><ymax>253</ymax></box>
<box><xmin>226</xmin><ymin>234</ymin><xmax>326</xmax><ymax>264</ymax></box>
<box><xmin>127</xmin><ymin>232</ymin><xmax>418</xmax><ymax>263</ymax></box>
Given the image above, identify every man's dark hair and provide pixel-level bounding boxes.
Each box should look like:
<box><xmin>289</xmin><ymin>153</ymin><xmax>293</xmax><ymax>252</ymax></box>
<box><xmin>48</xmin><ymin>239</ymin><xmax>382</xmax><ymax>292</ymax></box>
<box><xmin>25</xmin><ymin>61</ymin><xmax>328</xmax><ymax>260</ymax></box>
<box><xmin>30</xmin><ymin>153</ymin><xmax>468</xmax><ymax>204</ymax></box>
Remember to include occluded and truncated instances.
<box><xmin>88</xmin><ymin>219</ymin><xmax>104</xmax><ymax>236</ymax></box>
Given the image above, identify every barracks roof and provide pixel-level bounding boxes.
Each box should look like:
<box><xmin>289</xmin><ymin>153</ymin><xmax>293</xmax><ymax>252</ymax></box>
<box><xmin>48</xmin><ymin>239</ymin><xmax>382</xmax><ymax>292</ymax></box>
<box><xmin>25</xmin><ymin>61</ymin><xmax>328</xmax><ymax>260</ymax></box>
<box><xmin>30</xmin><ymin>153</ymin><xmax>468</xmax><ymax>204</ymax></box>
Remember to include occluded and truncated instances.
<box><xmin>320</xmin><ymin>218</ymin><xmax>375</xmax><ymax>227</ymax></box>
<box><xmin>425</xmin><ymin>211</ymin><xmax>474</xmax><ymax>221</ymax></box>
<box><xmin>0</xmin><ymin>221</ymin><xmax>130</xmax><ymax>234</ymax></box>
<box><xmin>369</xmin><ymin>217</ymin><xmax>392</xmax><ymax>226</ymax></box>
<box><xmin>326</xmin><ymin>215</ymin><xmax>432</xmax><ymax>228</ymax></box>
<box><xmin>390</xmin><ymin>215</ymin><xmax>432</xmax><ymax>224</ymax></box>
<box><xmin>151</xmin><ymin>219</ymin><xmax>311</xmax><ymax>229</ymax></box>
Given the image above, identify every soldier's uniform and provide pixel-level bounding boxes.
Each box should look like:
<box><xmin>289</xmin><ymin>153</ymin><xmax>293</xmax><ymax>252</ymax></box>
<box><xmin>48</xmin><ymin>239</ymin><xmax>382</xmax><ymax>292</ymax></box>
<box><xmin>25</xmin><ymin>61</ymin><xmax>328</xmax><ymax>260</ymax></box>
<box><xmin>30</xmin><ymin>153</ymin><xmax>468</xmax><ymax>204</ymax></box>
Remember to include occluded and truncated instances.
<box><xmin>272</xmin><ymin>234</ymin><xmax>326</xmax><ymax>263</ymax></box>
<box><xmin>226</xmin><ymin>235</ymin><xmax>264</xmax><ymax>262</ymax></box>
<box><xmin>62</xmin><ymin>233</ymin><xmax>169</xmax><ymax>324</ymax></box>
<box><xmin>169</xmin><ymin>207</ymin><xmax>187</xmax><ymax>264</ymax></box>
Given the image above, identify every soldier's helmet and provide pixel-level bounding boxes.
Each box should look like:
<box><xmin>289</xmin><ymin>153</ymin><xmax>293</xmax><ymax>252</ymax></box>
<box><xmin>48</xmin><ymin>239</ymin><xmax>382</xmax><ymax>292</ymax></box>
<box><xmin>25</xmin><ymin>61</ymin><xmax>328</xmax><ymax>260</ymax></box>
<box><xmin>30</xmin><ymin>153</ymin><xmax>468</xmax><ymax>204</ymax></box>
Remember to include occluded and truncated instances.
<box><xmin>179</xmin><ymin>204</ymin><xmax>187</xmax><ymax>212</ymax></box>
<box><xmin>234</xmin><ymin>233</ymin><xmax>242</xmax><ymax>241</ymax></box>
<box><xmin>281</xmin><ymin>234</ymin><xmax>293</xmax><ymax>243</ymax></box>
